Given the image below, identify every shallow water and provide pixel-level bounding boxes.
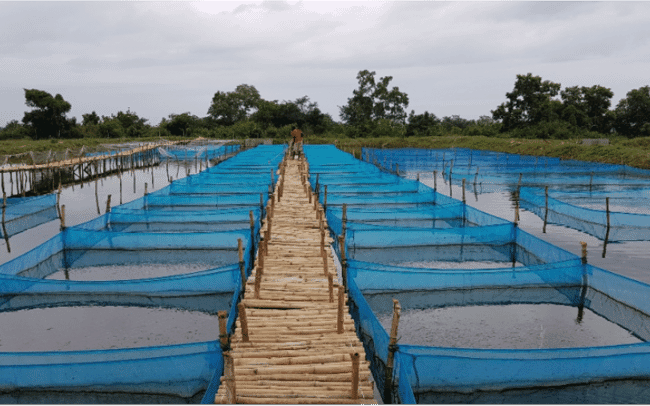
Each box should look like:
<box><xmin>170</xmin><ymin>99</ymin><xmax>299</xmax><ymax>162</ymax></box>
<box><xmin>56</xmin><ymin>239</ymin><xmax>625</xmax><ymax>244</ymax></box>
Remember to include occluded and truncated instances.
<box><xmin>376</xmin><ymin>303</ymin><xmax>642</xmax><ymax>349</ymax></box>
<box><xmin>46</xmin><ymin>263</ymin><xmax>214</xmax><ymax>281</ymax></box>
<box><xmin>0</xmin><ymin>305</ymin><xmax>218</xmax><ymax>351</ymax></box>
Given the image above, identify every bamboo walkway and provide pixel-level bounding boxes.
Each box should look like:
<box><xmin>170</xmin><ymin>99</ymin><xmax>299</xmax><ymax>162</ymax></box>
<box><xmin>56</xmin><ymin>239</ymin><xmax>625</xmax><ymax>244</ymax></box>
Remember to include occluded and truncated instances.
<box><xmin>215</xmin><ymin>153</ymin><xmax>377</xmax><ymax>404</ymax></box>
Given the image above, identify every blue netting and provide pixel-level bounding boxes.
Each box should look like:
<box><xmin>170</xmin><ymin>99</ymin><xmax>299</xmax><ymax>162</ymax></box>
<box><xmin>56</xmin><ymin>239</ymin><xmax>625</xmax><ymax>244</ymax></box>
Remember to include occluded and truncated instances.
<box><xmin>1</xmin><ymin>194</ymin><xmax>58</xmax><ymax>238</ymax></box>
<box><xmin>305</xmin><ymin>144</ymin><xmax>650</xmax><ymax>403</ymax></box>
<box><xmin>520</xmin><ymin>186</ymin><xmax>650</xmax><ymax>241</ymax></box>
<box><xmin>0</xmin><ymin>144</ymin><xmax>287</xmax><ymax>402</ymax></box>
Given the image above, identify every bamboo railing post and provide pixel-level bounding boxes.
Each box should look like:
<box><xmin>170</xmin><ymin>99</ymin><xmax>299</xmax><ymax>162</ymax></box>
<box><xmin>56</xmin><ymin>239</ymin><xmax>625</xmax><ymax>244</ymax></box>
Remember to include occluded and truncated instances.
<box><xmin>543</xmin><ymin>185</ymin><xmax>549</xmax><ymax>233</ymax></box>
<box><xmin>433</xmin><ymin>170</ymin><xmax>437</xmax><ymax>191</ymax></box>
<box><xmin>462</xmin><ymin>178</ymin><xmax>466</xmax><ymax>204</ymax></box>
<box><xmin>514</xmin><ymin>191</ymin><xmax>520</xmax><ymax>226</ymax></box>
<box><xmin>324</xmin><ymin>185</ymin><xmax>327</xmax><ymax>210</ymax></box>
<box><xmin>223</xmin><ymin>351</ymin><xmax>236</xmax><ymax>404</ymax></box>
<box><xmin>238</xmin><ymin>238</ymin><xmax>246</xmax><ymax>288</ymax></box>
<box><xmin>218</xmin><ymin>310</ymin><xmax>229</xmax><ymax>350</ymax></box>
<box><xmin>60</xmin><ymin>204</ymin><xmax>66</xmax><ymax>231</ymax></box>
<box><xmin>342</xmin><ymin>203</ymin><xmax>347</xmax><ymax>238</ymax></box>
<box><xmin>254</xmin><ymin>266</ymin><xmax>263</xmax><ymax>299</ymax></box>
<box><xmin>339</xmin><ymin>235</ymin><xmax>347</xmax><ymax>289</ymax></box>
<box><xmin>106</xmin><ymin>194</ymin><xmax>111</xmax><ymax>213</ymax></box>
<box><xmin>238</xmin><ymin>302</ymin><xmax>249</xmax><ymax>343</ymax></box>
<box><xmin>2</xmin><ymin>192</ymin><xmax>10</xmax><ymax>253</ymax></box>
<box><xmin>351</xmin><ymin>352</ymin><xmax>360</xmax><ymax>400</ymax></box>
<box><xmin>581</xmin><ymin>241</ymin><xmax>587</xmax><ymax>265</ymax></box>
<box><xmin>474</xmin><ymin>167</ymin><xmax>479</xmax><ymax>186</ymax></box>
<box><xmin>322</xmin><ymin>250</ymin><xmax>328</xmax><ymax>276</ymax></box>
<box><xmin>328</xmin><ymin>274</ymin><xmax>334</xmax><ymax>303</ymax></box>
<box><xmin>416</xmin><ymin>172</ymin><xmax>419</xmax><ymax>182</ymax></box>
<box><xmin>259</xmin><ymin>193</ymin><xmax>264</xmax><ymax>217</ymax></box>
<box><xmin>603</xmin><ymin>197</ymin><xmax>611</xmax><ymax>258</ymax></box>
<box><xmin>337</xmin><ymin>286</ymin><xmax>345</xmax><ymax>334</ymax></box>
<box><xmin>94</xmin><ymin>177</ymin><xmax>100</xmax><ymax>214</ymax></box>
<box><xmin>384</xmin><ymin>299</ymin><xmax>401</xmax><ymax>404</ymax></box>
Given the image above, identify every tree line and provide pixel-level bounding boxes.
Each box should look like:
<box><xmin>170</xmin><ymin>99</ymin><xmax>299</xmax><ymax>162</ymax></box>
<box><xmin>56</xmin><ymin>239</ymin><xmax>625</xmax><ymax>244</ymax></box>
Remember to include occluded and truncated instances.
<box><xmin>1</xmin><ymin>71</ymin><xmax>649</xmax><ymax>141</ymax></box>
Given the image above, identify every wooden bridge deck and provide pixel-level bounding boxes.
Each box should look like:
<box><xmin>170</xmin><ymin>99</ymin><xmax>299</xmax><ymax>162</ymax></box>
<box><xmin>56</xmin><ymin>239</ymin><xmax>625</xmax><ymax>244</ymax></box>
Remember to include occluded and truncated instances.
<box><xmin>215</xmin><ymin>155</ymin><xmax>377</xmax><ymax>404</ymax></box>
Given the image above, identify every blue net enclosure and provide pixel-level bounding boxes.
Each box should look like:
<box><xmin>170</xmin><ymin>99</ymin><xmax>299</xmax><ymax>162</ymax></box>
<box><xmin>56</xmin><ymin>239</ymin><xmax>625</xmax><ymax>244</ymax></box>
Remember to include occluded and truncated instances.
<box><xmin>519</xmin><ymin>186</ymin><xmax>650</xmax><ymax>242</ymax></box>
<box><xmin>158</xmin><ymin>140</ymin><xmax>240</xmax><ymax>161</ymax></box>
<box><xmin>1</xmin><ymin>194</ymin><xmax>58</xmax><ymax>239</ymax></box>
<box><xmin>304</xmin><ymin>144</ymin><xmax>650</xmax><ymax>404</ymax></box>
<box><xmin>364</xmin><ymin>147</ymin><xmax>650</xmax><ymax>193</ymax></box>
<box><xmin>0</xmin><ymin>144</ymin><xmax>286</xmax><ymax>402</ymax></box>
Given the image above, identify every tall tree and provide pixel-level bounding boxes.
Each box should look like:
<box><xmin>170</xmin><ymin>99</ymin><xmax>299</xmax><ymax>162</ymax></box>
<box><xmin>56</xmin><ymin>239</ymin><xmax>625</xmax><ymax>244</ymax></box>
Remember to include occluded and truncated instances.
<box><xmin>614</xmin><ymin>86</ymin><xmax>650</xmax><ymax>137</ymax></box>
<box><xmin>339</xmin><ymin>70</ymin><xmax>409</xmax><ymax>127</ymax></box>
<box><xmin>492</xmin><ymin>73</ymin><xmax>562</xmax><ymax>131</ymax></box>
<box><xmin>207</xmin><ymin>84</ymin><xmax>261</xmax><ymax>126</ymax></box>
<box><xmin>560</xmin><ymin>85</ymin><xmax>613</xmax><ymax>132</ymax></box>
<box><xmin>22</xmin><ymin>89</ymin><xmax>76</xmax><ymax>139</ymax></box>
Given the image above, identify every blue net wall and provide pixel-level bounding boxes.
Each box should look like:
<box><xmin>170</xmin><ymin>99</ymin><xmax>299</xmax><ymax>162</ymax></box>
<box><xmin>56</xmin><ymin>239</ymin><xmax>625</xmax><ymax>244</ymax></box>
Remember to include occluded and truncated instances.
<box><xmin>158</xmin><ymin>142</ymin><xmax>240</xmax><ymax>161</ymax></box>
<box><xmin>1</xmin><ymin>194</ymin><xmax>58</xmax><ymax>238</ymax></box>
<box><xmin>520</xmin><ymin>186</ymin><xmax>650</xmax><ymax>241</ymax></box>
<box><xmin>0</xmin><ymin>144</ymin><xmax>287</xmax><ymax>402</ymax></box>
<box><xmin>304</xmin><ymin>144</ymin><xmax>650</xmax><ymax>404</ymax></box>
<box><xmin>364</xmin><ymin>147</ymin><xmax>650</xmax><ymax>194</ymax></box>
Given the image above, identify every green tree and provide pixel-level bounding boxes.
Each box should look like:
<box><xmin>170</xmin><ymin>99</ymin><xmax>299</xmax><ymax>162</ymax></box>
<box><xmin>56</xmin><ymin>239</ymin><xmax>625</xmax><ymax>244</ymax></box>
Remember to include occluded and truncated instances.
<box><xmin>82</xmin><ymin>111</ymin><xmax>101</xmax><ymax>126</ymax></box>
<box><xmin>406</xmin><ymin>111</ymin><xmax>440</xmax><ymax>136</ymax></box>
<box><xmin>492</xmin><ymin>73</ymin><xmax>562</xmax><ymax>131</ymax></box>
<box><xmin>339</xmin><ymin>70</ymin><xmax>409</xmax><ymax>129</ymax></box>
<box><xmin>164</xmin><ymin>112</ymin><xmax>200</xmax><ymax>137</ymax></box>
<box><xmin>0</xmin><ymin>120</ymin><xmax>30</xmax><ymax>140</ymax></box>
<box><xmin>21</xmin><ymin>89</ymin><xmax>77</xmax><ymax>139</ymax></box>
<box><xmin>207</xmin><ymin>84</ymin><xmax>261</xmax><ymax>126</ymax></box>
<box><xmin>614</xmin><ymin>86</ymin><xmax>650</xmax><ymax>138</ymax></box>
<box><xmin>560</xmin><ymin>85</ymin><xmax>613</xmax><ymax>132</ymax></box>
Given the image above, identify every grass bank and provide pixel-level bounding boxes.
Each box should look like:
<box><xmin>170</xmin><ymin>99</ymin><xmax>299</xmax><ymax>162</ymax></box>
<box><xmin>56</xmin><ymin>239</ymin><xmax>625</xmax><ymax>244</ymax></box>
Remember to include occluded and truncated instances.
<box><xmin>304</xmin><ymin>135</ymin><xmax>650</xmax><ymax>170</ymax></box>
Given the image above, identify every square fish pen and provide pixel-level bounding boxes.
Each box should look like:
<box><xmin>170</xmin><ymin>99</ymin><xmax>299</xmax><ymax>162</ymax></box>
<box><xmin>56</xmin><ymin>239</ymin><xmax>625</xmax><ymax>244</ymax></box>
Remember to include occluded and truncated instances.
<box><xmin>347</xmin><ymin>258</ymin><xmax>650</xmax><ymax>403</ymax></box>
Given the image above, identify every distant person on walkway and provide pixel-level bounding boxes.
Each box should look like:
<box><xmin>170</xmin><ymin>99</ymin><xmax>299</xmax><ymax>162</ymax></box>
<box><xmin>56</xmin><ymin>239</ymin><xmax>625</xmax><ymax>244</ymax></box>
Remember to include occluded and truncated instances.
<box><xmin>290</xmin><ymin>127</ymin><xmax>303</xmax><ymax>154</ymax></box>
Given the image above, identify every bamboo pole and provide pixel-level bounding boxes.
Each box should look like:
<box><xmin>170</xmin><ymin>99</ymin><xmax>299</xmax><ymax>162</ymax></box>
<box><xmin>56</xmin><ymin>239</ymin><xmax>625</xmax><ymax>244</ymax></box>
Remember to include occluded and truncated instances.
<box><xmin>254</xmin><ymin>268</ymin><xmax>263</xmax><ymax>299</ymax></box>
<box><xmin>337</xmin><ymin>234</ymin><xmax>346</xmax><ymax>284</ymax></box>
<box><xmin>223</xmin><ymin>351</ymin><xmax>237</xmax><ymax>404</ymax></box>
<box><xmin>60</xmin><ymin>204</ymin><xmax>66</xmax><ymax>231</ymax></box>
<box><xmin>543</xmin><ymin>185</ymin><xmax>549</xmax><ymax>233</ymax></box>
<box><xmin>328</xmin><ymin>274</ymin><xmax>334</xmax><ymax>303</ymax></box>
<box><xmin>106</xmin><ymin>194</ymin><xmax>111</xmax><ymax>213</ymax></box>
<box><xmin>514</xmin><ymin>191</ymin><xmax>520</xmax><ymax>226</ymax></box>
<box><xmin>238</xmin><ymin>302</ymin><xmax>250</xmax><ymax>343</ymax></box>
<box><xmin>433</xmin><ymin>170</ymin><xmax>437</xmax><ymax>191</ymax></box>
<box><xmin>238</xmin><ymin>238</ymin><xmax>246</xmax><ymax>288</ymax></box>
<box><xmin>603</xmin><ymin>197</ymin><xmax>611</xmax><ymax>258</ymax></box>
<box><xmin>581</xmin><ymin>241</ymin><xmax>588</xmax><ymax>265</ymax></box>
<box><xmin>218</xmin><ymin>310</ymin><xmax>229</xmax><ymax>350</ymax></box>
<box><xmin>322</xmin><ymin>251</ymin><xmax>328</xmax><ymax>276</ymax></box>
<box><xmin>462</xmin><ymin>178</ymin><xmax>466</xmax><ymax>204</ymax></box>
<box><xmin>351</xmin><ymin>352</ymin><xmax>360</xmax><ymax>400</ymax></box>
<box><xmin>324</xmin><ymin>185</ymin><xmax>327</xmax><ymax>209</ymax></box>
<box><xmin>337</xmin><ymin>286</ymin><xmax>345</xmax><ymax>334</ymax></box>
<box><xmin>384</xmin><ymin>299</ymin><xmax>401</xmax><ymax>404</ymax></box>
<box><xmin>94</xmin><ymin>177</ymin><xmax>100</xmax><ymax>214</ymax></box>
<box><xmin>2</xmin><ymin>192</ymin><xmax>10</xmax><ymax>253</ymax></box>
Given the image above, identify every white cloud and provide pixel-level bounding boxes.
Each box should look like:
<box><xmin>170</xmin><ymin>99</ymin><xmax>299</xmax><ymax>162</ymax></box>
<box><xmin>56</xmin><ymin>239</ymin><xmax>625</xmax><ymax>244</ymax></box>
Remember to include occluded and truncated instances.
<box><xmin>1</xmin><ymin>1</ymin><xmax>649</xmax><ymax>127</ymax></box>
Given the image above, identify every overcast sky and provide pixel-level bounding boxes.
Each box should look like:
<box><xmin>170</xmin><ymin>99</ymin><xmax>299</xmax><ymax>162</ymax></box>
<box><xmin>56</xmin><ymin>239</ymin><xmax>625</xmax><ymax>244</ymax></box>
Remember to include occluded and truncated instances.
<box><xmin>1</xmin><ymin>1</ymin><xmax>649</xmax><ymax>127</ymax></box>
